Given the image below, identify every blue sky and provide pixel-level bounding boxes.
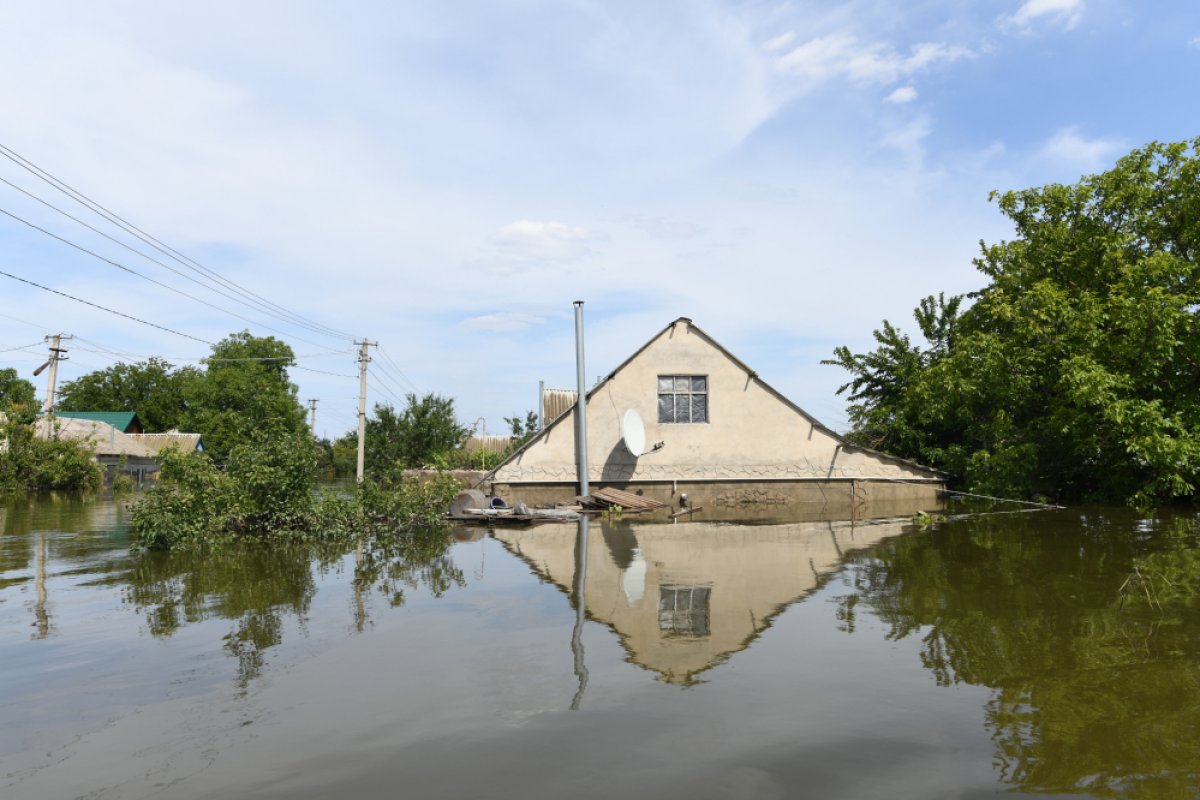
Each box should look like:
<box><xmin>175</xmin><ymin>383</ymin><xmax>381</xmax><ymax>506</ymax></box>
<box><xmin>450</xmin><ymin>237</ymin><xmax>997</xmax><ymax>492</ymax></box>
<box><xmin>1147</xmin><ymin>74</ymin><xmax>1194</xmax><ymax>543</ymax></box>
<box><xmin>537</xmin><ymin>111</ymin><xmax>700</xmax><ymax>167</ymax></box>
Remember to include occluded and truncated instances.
<box><xmin>1</xmin><ymin>0</ymin><xmax>1198</xmax><ymax>438</ymax></box>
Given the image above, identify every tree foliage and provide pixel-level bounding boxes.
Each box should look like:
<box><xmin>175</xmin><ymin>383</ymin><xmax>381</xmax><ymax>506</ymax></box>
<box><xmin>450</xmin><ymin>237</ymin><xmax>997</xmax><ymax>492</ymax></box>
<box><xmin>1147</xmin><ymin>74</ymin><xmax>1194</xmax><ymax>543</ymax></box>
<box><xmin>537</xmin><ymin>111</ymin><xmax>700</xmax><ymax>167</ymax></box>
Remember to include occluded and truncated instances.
<box><xmin>130</xmin><ymin>432</ymin><xmax>461</xmax><ymax>551</ymax></box>
<box><xmin>0</xmin><ymin>367</ymin><xmax>38</xmax><ymax>422</ymax></box>
<box><xmin>0</xmin><ymin>418</ymin><xmax>102</xmax><ymax>494</ymax></box>
<box><xmin>54</xmin><ymin>331</ymin><xmax>309</xmax><ymax>464</ymax></box>
<box><xmin>826</xmin><ymin>139</ymin><xmax>1200</xmax><ymax>506</ymax></box>
<box><xmin>361</xmin><ymin>393</ymin><xmax>468</xmax><ymax>476</ymax></box>
<box><xmin>180</xmin><ymin>331</ymin><xmax>309</xmax><ymax>462</ymax></box>
<box><xmin>58</xmin><ymin>357</ymin><xmax>197</xmax><ymax>432</ymax></box>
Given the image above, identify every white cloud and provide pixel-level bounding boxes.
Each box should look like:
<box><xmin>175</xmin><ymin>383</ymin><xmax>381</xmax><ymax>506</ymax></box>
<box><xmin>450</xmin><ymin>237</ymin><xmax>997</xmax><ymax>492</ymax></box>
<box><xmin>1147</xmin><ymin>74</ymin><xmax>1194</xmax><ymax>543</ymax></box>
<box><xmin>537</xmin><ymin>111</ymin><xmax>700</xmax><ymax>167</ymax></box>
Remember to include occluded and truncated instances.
<box><xmin>1189</xmin><ymin>36</ymin><xmax>1200</xmax><ymax>48</ymax></box>
<box><xmin>1036</xmin><ymin>126</ymin><xmax>1122</xmax><ymax>172</ymax></box>
<box><xmin>775</xmin><ymin>34</ymin><xmax>971</xmax><ymax>86</ymax></box>
<box><xmin>1000</xmin><ymin>0</ymin><xmax>1084</xmax><ymax>33</ymax></box>
<box><xmin>491</xmin><ymin>220</ymin><xmax>596</xmax><ymax>261</ymax></box>
<box><xmin>885</xmin><ymin>85</ymin><xmax>918</xmax><ymax>104</ymax></box>
<box><xmin>460</xmin><ymin>312</ymin><xmax>546</xmax><ymax>333</ymax></box>
<box><xmin>763</xmin><ymin>32</ymin><xmax>795</xmax><ymax>52</ymax></box>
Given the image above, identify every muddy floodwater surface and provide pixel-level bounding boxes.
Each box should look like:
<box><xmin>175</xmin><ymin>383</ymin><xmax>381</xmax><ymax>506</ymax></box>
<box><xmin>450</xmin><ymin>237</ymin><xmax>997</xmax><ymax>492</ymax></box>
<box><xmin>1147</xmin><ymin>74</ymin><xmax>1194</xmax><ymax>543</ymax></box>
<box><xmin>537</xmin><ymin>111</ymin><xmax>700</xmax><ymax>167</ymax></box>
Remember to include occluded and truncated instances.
<box><xmin>2</xmin><ymin>495</ymin><xmax>1200</xmax><ymax>799</ymax></box>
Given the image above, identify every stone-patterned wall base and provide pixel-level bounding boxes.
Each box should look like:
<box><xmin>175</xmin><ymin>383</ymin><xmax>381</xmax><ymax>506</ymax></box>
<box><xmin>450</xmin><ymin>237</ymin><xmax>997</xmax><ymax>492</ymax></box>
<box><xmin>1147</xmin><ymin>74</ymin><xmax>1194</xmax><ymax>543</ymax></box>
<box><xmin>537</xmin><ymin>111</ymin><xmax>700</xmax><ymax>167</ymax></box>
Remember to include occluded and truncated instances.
<box><xmin>486</xmin><ymin>479</ymin><xmax>944</xmax><ymax>523</ymax></box>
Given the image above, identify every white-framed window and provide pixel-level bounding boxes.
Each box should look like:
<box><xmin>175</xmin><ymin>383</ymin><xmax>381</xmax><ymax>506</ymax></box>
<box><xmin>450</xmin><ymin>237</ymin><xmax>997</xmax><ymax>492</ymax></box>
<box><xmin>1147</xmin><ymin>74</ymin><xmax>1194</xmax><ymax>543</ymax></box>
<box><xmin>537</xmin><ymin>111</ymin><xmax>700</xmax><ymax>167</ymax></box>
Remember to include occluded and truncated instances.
<box><xmin>657</xmin><ymin>375</ymin><xmax>708</xmax><ymax>423</ymax></box>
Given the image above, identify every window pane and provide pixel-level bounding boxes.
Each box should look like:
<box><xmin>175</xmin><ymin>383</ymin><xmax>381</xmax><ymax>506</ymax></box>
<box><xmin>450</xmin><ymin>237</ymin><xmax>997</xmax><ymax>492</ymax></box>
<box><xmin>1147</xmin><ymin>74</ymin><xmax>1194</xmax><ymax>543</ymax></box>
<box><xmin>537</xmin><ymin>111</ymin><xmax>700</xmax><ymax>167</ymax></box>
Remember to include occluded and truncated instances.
<box><xmin>674</xmin><ymin>395</ymin><xmax>691</xmax><ymax>423</ymax></box>
<box><xmin>657</xmin><ymin>394</ymin><xmax>673</xmax><ymax>423</ymax></box>
<box><xmin>674</xmin><ymin>377</ymin><xmax>690</xmax><ymax>392</ymax></box>
<box><xmin>657</xmin><ymin>376</ymin><xmax>673</xmax><ymax>393</ymax></box>
<box><xmin>691</xmin><ymin>376</ymin><xmax>706</xmax><ymax>392</ymax></box>
<box><xmin>691</xmin><ymin>393</ymin><xmax>707</xmax><ymax>423</ymax></box>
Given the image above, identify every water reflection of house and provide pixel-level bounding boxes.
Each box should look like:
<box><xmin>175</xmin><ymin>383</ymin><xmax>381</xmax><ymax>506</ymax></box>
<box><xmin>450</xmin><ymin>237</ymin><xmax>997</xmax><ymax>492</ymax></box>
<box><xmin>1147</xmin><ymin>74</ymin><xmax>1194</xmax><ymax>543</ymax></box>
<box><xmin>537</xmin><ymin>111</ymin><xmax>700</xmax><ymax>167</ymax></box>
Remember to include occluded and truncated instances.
<box><xmin>479</xmin><ymin>318</ymin><xmax>944</xmax><ymax>515</ymax></box>
<box><xmin>494</xmin><ymin>518</ymin><xmax>910</xmax><ymax>685</ymax></box>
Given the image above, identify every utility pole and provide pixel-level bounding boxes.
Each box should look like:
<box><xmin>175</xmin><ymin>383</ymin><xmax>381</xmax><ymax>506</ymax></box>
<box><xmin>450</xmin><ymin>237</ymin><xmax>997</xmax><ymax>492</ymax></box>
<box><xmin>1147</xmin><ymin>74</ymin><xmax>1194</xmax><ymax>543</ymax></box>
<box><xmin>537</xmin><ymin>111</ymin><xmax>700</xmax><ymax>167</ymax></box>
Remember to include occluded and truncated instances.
<box><xmin>355</xmin><ymin>339</ymin><xmax>377</xmax><ymax>483</ymax></box>
<box><xmin>307</xmin><ymin>398</ymin><xmax>319</xmax><ymax>437</ymax></box>
<box><xmin>36</xmin><ymin>334</ymin><xmax>72</xmax><ymax>416</ymax></box>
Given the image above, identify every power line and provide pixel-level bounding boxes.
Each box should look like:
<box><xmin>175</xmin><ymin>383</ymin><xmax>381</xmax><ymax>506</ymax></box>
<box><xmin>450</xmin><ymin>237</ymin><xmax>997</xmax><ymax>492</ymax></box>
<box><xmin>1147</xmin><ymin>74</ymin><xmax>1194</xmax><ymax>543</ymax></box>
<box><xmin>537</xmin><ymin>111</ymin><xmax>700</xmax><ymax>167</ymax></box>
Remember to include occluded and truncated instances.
<box><xmin>367</xmin><ymin>369</ymin><xmax>406</xmax><ymax>404</ymax></box>
<box><xmin>0</xmin><ymin>142</ymin><xmax>354</xmax><ymax>341</ymax></box>
<box><xmin>0</xmin><ymin>203</ymin><xmax>336</xmax><ymax>350</ymax></box>
<box><xmin>376</xmin><ymin>344</ymin><xmax>421</xmax><ymax>393</ymax></box>
<box><xmin>0</xmin><ymin>175</ymin><xmax>349</xmax><ymax>343</ymax></box>
<box><xmin>0</xmin><ymin>340</ymin><xmax>45</xmax><ymax>353</ymax></box>
<box><xmin>0</xmin><ymin>310</ymin><xmax>52</xmax><ymax>332</ymax></box>
<box><xmin>0</xmin><ymin>268</ymin><xmax>213</xmax><ymax>345</ymax></box>
<box><xmin>294</xmin><ymin>364</ymin><xmax>356</xmax><ymax>379</ymax></box>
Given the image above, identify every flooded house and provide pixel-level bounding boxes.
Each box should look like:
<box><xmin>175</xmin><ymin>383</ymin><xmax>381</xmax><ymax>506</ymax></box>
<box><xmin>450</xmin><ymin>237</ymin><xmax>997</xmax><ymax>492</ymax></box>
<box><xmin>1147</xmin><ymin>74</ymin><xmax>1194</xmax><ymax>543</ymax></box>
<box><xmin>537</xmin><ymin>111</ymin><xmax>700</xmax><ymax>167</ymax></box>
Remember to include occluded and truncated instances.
<box><xmin>20</xmin><ymin>412</ymin><xmax>205</xmax><ymax>486</ymax></box>
<box><xmin>479</xmin><ymin>317</ymin><xmax>944</xmax><ymax>516</ymax></box>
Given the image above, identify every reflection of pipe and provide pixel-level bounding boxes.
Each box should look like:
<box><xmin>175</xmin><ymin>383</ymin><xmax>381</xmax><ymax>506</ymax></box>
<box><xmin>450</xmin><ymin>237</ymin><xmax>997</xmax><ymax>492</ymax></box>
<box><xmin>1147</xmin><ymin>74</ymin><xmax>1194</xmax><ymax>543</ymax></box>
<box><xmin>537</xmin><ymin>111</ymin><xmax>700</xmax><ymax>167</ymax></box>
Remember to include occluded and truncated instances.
<box><xmin>570</xmin><ymin>515</ymin><xmax>589</xmax><ymax>710</ymax></box>
<box><xmin>34</xmin><ymin>530</ymin><xmax>49</xmax><ymax>639</ymax></box>
<box><xmin>354</xmin><ymin>539</ymin><xmax>366</xmax><ymax>633</ymax></box>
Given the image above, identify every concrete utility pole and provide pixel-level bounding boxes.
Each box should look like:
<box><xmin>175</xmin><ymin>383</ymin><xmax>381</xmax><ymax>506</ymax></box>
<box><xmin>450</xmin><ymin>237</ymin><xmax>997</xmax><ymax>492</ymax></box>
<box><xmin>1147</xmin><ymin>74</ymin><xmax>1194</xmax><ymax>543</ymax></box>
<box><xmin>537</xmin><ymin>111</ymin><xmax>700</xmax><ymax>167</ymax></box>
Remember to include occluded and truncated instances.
<box><xmin>307</xmin><ymin>398</ymin><xmax>319</xmax><ymax>437</ymax></box>
<box><xmin>38</xmin><ymin>334</ymin><xmax>71</xmax><ymax>416</ymax></box>
<box><xmin>355</xmin><ymin>339</ymin><xmax>377</xmax><ymax>483</ymax></box>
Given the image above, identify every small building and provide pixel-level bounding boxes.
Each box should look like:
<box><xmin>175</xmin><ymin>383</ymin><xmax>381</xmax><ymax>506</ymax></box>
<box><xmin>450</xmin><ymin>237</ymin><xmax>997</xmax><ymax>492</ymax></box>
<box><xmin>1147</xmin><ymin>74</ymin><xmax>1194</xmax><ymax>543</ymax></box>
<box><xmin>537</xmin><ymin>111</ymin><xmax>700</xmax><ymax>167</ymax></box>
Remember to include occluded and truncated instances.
<box><xmin>34</xmin><ymin>416</ymin><xmax>160</xmax><ymax>486</ymax></box>
<box><xmin>479</xmin><ymin>317</ymin><xmax>944</xmax><ymax>516</ymax></box>
<box><xmin>126</xmin><ymin>432</ymin><xmax>205</xmax><ymax>454</ymax></box>
<box><xmin>55</xmin><ymin>411</ymin><xmax>144</xmax><ymax>434</ymax></box>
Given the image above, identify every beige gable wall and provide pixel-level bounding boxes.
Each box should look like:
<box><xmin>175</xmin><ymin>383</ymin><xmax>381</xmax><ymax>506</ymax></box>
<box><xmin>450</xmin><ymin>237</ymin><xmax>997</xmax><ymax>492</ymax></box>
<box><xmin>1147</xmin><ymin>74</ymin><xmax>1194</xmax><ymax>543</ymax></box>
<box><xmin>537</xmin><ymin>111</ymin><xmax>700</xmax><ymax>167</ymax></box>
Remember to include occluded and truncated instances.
<box><xmin>492</xmin><ymin>319</ymin><xmax>939</xmax><ymax>484</ymax></box>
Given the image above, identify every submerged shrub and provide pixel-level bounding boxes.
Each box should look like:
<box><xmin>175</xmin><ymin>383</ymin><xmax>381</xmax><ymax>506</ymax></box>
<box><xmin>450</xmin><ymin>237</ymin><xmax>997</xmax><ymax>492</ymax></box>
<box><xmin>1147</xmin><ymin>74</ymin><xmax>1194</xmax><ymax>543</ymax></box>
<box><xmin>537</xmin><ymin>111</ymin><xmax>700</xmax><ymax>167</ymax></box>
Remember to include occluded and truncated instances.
<box><xmin>0</xmin><ymin>419</ymin><xmax>103</xmax><ymax>494</ymax></box>
<box><xmin>131</xmin><ymin>435</ymin><xmax>461</xmax><ymax>551</ymax></box>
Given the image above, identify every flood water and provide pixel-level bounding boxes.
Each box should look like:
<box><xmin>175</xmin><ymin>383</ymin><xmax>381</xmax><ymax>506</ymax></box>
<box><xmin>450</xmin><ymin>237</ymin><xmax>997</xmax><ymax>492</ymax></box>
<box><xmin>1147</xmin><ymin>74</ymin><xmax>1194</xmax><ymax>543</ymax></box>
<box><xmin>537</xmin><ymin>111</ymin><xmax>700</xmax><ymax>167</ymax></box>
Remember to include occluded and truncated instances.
<box><xmin>3</xmin><ymin>495</ymin><xmax>1199</xmax><ymax>799</ymax></box>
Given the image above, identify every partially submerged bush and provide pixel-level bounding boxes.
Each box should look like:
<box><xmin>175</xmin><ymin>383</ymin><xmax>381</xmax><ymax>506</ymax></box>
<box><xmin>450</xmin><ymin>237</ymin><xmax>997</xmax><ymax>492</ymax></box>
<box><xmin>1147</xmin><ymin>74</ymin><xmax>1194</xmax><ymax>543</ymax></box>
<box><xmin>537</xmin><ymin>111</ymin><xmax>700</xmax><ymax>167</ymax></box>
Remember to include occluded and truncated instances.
<box><xmin>131</xmin><ymin>434</ymin><xmax>462</xmax><ymax>551</ymax></box>
<box><xmin>0</xmin><ymin>419</ymin><xmax>102</xmax><ymax>494</ymax></box>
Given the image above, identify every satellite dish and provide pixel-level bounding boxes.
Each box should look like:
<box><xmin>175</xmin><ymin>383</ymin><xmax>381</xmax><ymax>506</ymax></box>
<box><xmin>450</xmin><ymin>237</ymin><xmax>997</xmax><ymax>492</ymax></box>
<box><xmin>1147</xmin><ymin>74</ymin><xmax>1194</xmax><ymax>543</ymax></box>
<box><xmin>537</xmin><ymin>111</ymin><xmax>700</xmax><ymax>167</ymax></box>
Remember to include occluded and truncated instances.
<box><xmin>622</xmin><ymin>408</ymin><xmax>646</xmax><ymax>457</ymax></box>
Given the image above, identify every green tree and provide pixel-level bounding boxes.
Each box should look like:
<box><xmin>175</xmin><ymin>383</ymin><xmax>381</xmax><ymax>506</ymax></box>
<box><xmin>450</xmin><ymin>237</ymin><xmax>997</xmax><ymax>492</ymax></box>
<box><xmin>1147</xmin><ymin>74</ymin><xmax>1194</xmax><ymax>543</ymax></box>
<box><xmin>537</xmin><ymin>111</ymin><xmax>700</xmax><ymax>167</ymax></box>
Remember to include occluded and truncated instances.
<box><xmin>504</xmin><ymin>410</ymin><xmax>539</xmax><ymax>444</ymax></box>
<box><xmin>181</xmin><ymin>331</ymin><xmax>309</xmax><ymax>462</ymax></box>
<box><xmin>57</xmin><ymin>357</ymin><xmax>198</xmax><ymax>432</ymax></box>
<box><xmin>826</xmin><ymin>138</ymin><xmax>1200</xmax><ymax>506</ymax></box>
<box><xmin>364</xmin><ymin>393</ymin><xmax>467</xmax><ymax>476</ymax></box>
<box><xmin>0</xmin><ymin>367</ymin><xmax>38</xmax><ymax>422</ymax></box>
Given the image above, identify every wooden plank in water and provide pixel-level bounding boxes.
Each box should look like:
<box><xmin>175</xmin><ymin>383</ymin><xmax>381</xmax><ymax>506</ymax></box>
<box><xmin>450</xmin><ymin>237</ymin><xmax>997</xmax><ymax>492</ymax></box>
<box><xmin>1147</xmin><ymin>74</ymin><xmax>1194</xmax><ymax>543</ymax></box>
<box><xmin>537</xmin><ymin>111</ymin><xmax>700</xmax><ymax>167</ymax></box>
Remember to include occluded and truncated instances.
<box><xmin>581</xmin><ymin>487</ymin><xmax>666</xmax><ymax>510</ymax></box>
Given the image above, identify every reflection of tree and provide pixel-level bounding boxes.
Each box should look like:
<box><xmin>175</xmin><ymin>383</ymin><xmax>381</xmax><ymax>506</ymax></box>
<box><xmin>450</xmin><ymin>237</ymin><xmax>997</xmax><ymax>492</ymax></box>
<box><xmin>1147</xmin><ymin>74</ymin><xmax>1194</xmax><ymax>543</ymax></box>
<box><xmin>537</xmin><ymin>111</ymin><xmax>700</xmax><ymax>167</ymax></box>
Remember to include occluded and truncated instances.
<box><xmin>841</xmin><ymin>511</ymin><xmax>1200</xmax><ymax>798</ymax></box>
<box><xmin>349</xmin><ymin>527</ymin><xmax>463</xmax><ymax>610</ymax></box>
<box><xmin>119</xmin><ymin>527</ymin><xmax>462</xmax><ymax>686</ymax></box>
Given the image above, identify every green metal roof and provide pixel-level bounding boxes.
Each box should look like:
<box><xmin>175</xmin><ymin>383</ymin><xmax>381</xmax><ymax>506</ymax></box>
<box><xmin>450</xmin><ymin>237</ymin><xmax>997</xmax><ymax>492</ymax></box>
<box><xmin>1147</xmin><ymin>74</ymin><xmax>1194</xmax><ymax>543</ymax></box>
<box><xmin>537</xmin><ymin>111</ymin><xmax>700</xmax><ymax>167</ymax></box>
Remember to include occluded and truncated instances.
<box><xmin>54</xmin><ymin>411</ymin><xmax>141</xmax><ymax>432</ymax></box>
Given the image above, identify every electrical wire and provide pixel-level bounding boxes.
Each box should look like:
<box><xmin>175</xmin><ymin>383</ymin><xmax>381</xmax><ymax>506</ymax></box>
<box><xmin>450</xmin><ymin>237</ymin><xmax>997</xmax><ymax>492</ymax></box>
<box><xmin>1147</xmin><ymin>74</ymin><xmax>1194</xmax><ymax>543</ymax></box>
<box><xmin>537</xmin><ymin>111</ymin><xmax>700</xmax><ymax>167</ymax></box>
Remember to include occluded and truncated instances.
<box><xmin>0</xmin><ymin>204</ymin><xmax>337</xmax><ymax>350</ymax></box>
<box><xmin>375</xmin><ymin>345</ymin><xmax>421</xmax><ymax>393</ymax></box>
<box><xmin>0</xmin><ymin>175</ymin><xmax>350</xmax><ymax>343</ymax></box>
<box><xmin>0</xmin><ymin>268</ymin><xmax>213</xmax><ymax>345</ymax></box>
<box><xmin>0</xmin><ymin>142</ymin><xmax>354</xmax><ymax>340</ymax></box>
<box><xmin>367</xmin><ymin>376</ymin><xmax>404</xmax><ymax>405</ymax></box>
<box><xmin>368</xmin><ymin>366</ymin><xmax>408</xmax><ymax>403</ymax></box>
<box><xmin>0</xmin><ymin>340</ymin><xmax>45</xmax><ymax>353</ymax></box>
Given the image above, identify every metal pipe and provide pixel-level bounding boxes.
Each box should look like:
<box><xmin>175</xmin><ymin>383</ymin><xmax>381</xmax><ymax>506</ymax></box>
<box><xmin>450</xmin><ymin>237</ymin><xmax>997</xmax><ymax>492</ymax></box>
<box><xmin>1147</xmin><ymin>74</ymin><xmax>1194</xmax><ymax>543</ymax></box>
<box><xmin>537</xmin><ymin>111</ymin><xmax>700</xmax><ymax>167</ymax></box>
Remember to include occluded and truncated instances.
<box><xmin>573</xmin><ymin>301</ymin><xmax>589</xmax><ymax>497</ymax></box>
<box><xmin>538</xmin><ymin>380</ymin><xmax>545</xmax><ymax>431</ymax></box>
